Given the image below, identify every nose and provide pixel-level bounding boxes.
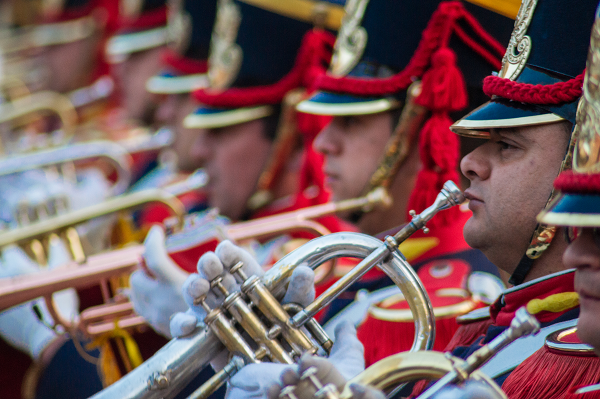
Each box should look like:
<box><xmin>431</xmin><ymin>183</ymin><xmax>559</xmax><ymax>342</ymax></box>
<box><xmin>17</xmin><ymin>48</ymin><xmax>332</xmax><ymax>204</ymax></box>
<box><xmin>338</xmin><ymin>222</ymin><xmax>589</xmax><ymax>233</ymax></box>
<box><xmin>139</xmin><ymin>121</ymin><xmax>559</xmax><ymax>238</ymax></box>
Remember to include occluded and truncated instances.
<box><xmin>460</xmin><ymin>143</ymin><xmax>491</xmax><ymax>182</ymax></box>
<box><xmin>563</xmin><ymin>229</ymin><xmax>600</xmax><ymax>271</ymax></box>
<box><xmin>313</xmin><ymin>118</ymin><xmax>342</xmax><ymax>156</ymax></box>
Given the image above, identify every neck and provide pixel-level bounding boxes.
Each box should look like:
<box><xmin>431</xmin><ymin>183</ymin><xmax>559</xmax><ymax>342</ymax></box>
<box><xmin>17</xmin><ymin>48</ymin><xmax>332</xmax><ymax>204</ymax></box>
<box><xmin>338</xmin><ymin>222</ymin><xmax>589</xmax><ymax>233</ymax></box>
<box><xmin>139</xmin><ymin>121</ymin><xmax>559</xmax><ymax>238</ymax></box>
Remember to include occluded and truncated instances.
<box><xmin>513</xmin><ymin>238</ymin><xmax>569</xmax><ymax>287</ymax></box>
<box><xmin>357</xmin><ymin>147</ymin><xmax>420</xmax><ymax>235</ymax></box>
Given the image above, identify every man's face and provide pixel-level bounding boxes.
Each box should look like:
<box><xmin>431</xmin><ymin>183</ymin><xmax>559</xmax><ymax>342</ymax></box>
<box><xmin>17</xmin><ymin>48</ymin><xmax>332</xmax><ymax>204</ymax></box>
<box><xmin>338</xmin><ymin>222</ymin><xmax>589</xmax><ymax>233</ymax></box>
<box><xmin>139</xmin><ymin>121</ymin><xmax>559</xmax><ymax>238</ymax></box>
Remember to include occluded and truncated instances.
<box><xmin>563</xmin><ymin>228</ymin><xmax>600</xmax><ymax>356</ymax></box>
<box><xmin>190</xmin><ymin>119</ymin><xmax>272</xmax><ymax>220</ymax></box>
<box><xmin>460</xmin><ymin>123</ymin><xmax>570</xmax><ymax>272</ymax></box>
<box><xmin>313</xmin><ymin>112</ymin><xmax>393</xmax><ymax>201</ymax></box>
<box><xmin>43</xmin><ymin>35</ymin><xmax>98</xmax><ymax>93</ymax></box>
<box><xmin>112</xmin><ymin>46</ymin><xmax>164</xmax><ymax>123</ymax></box>
<box><xmin>155</xmin><ymin>94</ymin><xmax>204</xmax><ymax>172</ymax></box>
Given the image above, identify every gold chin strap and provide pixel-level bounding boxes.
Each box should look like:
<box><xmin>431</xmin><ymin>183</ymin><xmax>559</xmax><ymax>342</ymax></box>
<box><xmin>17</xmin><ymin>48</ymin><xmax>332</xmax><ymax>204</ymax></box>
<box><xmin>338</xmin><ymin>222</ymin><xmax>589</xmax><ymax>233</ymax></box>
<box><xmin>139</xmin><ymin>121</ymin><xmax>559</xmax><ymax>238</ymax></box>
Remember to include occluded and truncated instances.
<box><xmin>363</xmin><ymin>81</ymin><xmax>427</xmax><ymax>195</ymax></box>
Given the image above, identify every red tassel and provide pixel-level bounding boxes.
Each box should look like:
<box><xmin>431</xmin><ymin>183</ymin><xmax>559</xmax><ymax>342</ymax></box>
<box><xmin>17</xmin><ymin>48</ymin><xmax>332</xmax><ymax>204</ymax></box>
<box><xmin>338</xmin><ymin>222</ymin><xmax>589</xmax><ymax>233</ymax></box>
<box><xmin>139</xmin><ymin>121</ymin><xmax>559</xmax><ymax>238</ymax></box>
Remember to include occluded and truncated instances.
<box><xmin>406</xmin><ymin>113</ymin><xmax>460</xmax><ymax>226</ymax></box>
<box><xmin>415</xmin><ymin>48</ymin><xmax>467</xmax><ymax>112</ymax></box>
<box><xmin>444</xmin><ymin>317</ymin><xmax>494</xmax><ymax>351</ymax></box>
<box><xmin>502</xmin><ymin>346</ymin><xmax>600</xmax><ymax>399</ymax></box>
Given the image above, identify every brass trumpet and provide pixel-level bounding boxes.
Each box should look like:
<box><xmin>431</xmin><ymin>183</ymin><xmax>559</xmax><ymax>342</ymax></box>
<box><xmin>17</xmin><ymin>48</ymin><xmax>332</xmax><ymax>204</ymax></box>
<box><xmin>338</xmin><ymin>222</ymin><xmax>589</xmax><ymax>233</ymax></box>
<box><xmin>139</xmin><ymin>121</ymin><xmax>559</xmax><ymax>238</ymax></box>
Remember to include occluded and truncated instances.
<box><xmin>89</xmin><ymin>180</ymin><xmax>463</xmax><ymax>399</ymax></box>
<box><xmin>279</xmin><ymin>307</ymin><xmax>540</xmax><ymax>399</ymax></box>
<box><xmin>0</xmin><ymin>140</ymin><xmax>134</xmax><ymax>196</ymax></box>
<box><xmin>0</xmin><ymin>90</ymin><xmax>78</xmax><ymax>138</ymax></box>
<box><xmin>0</xmin><ymin>186</ymin><xmax>388</xmax><ymax>337</ymax></box>
<box><xmin>0</xmin><ymin>188</ymin><xmax>186</xmax><ymax>338</ymax></box>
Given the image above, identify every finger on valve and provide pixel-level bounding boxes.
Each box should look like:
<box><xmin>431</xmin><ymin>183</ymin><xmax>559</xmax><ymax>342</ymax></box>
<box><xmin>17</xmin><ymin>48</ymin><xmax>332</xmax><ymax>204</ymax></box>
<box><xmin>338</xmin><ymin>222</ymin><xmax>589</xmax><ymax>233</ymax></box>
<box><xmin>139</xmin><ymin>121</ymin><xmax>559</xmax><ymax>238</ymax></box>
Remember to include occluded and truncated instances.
<box><xmin>215</xmin><ymin>240</ymin><xmax>263</xmax><ymax>278</ymax></box>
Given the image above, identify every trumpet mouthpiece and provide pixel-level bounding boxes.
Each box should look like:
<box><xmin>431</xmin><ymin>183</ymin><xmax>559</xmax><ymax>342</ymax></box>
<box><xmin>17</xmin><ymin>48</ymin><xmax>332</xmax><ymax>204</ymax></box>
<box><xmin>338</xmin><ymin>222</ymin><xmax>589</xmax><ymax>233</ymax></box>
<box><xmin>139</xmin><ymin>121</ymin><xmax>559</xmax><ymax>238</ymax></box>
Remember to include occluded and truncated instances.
<box><xmin>442</xmin><ymin>181</ymin><xmax>465</xmax><ymax>206</ymax></box>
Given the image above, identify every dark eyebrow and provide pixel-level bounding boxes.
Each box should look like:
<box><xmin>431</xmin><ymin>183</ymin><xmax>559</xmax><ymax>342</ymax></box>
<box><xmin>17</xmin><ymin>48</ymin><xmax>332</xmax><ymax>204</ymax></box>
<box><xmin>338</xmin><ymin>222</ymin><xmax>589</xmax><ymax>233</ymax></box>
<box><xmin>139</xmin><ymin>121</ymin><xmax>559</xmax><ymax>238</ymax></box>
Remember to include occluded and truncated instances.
<box><xmin>490</xmin><ymin>127</ymin><xmax>530</xmax><ymax>143</ymax></box>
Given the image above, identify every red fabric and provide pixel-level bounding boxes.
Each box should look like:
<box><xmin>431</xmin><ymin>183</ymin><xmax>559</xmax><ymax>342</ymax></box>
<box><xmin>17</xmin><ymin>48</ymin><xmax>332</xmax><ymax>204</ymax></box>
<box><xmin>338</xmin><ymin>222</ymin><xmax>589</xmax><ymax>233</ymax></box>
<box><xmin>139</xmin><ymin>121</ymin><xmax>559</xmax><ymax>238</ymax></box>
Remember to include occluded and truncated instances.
<box><xmin>313</xmin><ymin>1</ymin><xmax>503</xmax><ymax>97</ymax></box>
<box><xmin>490</xmin><ymin>270</ymin><xmax>576</xmax><ymax>327</ymax></box>
<box><xmin>356</xmin><ymin>210</ymin><xmax>476</xmax><ymax>366</ymax></box>
<box><xmin>117</xmin><ymin>6</ymin><xmax>168</xmax><ymax>31</ymax></box>
<box><xmin>445</xmin><ymin>317</ymin><xmax>495</xmax><ymax>349</ymax></box>
<box><xmin>358</xmin><ymin>259</ymin><xmax>473</xmax><ymax>365</ymax></box>
<box><xmin>192</xmin><ymin>29</ymin><xmax>336</xmax><ymax>107</ymax></box>
<box><xmin>566</xmin><ymin>385</ymin><xmax>600</xmax><ymax>399</ymax></box>
<box><xmin>502</xmin><ymin>346</ymin><xmax>600</xmax><ymax>399</ymax></box>
<box><xmin>554</xmin><ymin>171</ymin><xmax>600</xmax><ymax>194</ymax></box>
<box><xmin>161</xmin><ymin>49</ymin><xmax>209</xmax><ymax>75</ymax></box>
<box><xmin>406</xmin><ymin>113</ymin><xmax>461</xmax><ymax>227</ymax></box>
<box><xmin>483</xmin><ymin>72</ymin><xmax>584</xmax><ymax>105</ymax></box>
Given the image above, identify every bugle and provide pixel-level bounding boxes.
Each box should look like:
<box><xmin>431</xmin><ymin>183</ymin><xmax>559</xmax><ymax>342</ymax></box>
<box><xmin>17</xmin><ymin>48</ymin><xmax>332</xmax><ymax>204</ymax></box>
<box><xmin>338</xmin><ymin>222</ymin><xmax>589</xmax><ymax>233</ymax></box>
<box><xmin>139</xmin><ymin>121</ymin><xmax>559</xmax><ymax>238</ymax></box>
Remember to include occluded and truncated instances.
<box><xmin>0</xmin><ymin>90</ymin><xmax>78</xmax><ymax>138</ymax></box>
<box><xmin>0</xmin><ymin>185</ymin><xmax>385</xmax><ymax>337</ymax></box>
<box><xmin>0</xmin><ymin>140</ymin><xmax>134</xmax><ymax>196</ymax></box>
<box><xmin>279</xmin><ymin>307</ymin><xmax>540</xmax><ymax>399</ymax></box>
<box><xmin>89</xmin><ymin>180</ymin><xmax>463</xmax><ymax>399</ymax></box>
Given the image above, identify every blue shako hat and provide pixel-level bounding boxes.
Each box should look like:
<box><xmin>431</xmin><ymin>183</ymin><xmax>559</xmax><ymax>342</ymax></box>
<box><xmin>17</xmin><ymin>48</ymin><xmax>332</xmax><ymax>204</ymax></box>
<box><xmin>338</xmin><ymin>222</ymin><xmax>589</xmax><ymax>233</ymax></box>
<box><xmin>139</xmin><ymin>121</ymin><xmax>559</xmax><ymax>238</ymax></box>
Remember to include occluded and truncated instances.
<box><xmin>452</xmin><ymin>0</ymin><xmax>599</xmax><ymax>137</ymax></box>
<box><xmin>145</xmin><ymin>0</ymin><xmax>218</xmax><ymax>94</ymax></box>
<box><xmin>539</xmin><ymin>5</ymin><xmax>600</xmax><ymax>228</ymax></box>
<box><xmin>296</xmin><ymin>0</ymin><xmax>515</xmax><ymax>116</ymax></box>
<box><xmin>183</xmin><ymin>0</ymin><xmax>345</xmax><ymax>129</ymax></box>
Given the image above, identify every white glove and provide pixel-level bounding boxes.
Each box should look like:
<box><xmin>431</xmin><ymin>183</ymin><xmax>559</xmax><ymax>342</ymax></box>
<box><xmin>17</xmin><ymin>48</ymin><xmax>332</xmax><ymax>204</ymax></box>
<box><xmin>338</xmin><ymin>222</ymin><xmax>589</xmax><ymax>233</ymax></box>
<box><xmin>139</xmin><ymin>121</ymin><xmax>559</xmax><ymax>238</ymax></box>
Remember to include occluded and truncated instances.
<box><xmin>229</xmin><ymin>321</ymin><xmax>364</xmax><ymax>399</ymax></box>
<box><xmin>169</xmin><ymin>240</ymin><xmax>267</xmax><ymax>338</ymax></box>
<box><xmin>47</xmin><ymin>234</ymin><xmax>80</xmax><ymax>324</ymax></box>
<box><xmin>170</xmin><ymin>239</ymin><xmax>316</xmax><ymax>375</ymax></box>
<box><xmin>129</xmin><ymin>226</ymin><xmax>189</xmax><ymax>338</ymax></box>
<box><xmin>170</xmin><ymin>240</ymin><xmax>316</xmax><ymax>338</ymax></box>
<box><xmin>0</xmin><ymin>246</ymin><xmax>58</xmax><ymax>359</ymax></box>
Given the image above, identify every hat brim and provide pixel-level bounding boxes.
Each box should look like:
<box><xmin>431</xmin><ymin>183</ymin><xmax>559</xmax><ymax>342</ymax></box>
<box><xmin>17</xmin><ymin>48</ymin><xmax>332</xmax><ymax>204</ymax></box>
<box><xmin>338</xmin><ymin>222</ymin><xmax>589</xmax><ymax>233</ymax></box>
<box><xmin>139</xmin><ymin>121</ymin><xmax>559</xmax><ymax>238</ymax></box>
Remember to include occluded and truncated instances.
<box><xmin>106</xmin><ymin>27</ymin><xmax>168</xmax><ymax>63</ymax></box>
<box><xmin>451</xmin><ymin>98</ymin><xmax>565</xmax><ymax>138</ymax></box>
<box><xmin>146</xmin><ymin>71</ymin><xmax>209</xmax><ymax>94</ymax></box>
<box><xmin>537</xmin><ymin>193</ymin><xmax>600</xmax><ymax>227</ymax></box>
<box><xmin>183</xmin><ymin>105</ymin><xmax>273</xmax><ymax>129</ymax></box>
<box><xmin>296</xmin><ymin>91</ymin><xmax>399</xmax><ymax>116</ymax></box>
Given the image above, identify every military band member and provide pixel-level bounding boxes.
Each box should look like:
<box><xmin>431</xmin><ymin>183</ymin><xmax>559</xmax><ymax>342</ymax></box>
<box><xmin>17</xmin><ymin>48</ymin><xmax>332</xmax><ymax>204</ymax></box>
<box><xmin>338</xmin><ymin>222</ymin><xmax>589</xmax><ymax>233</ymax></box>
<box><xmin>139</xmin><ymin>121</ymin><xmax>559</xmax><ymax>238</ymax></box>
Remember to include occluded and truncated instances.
<box><xmin>106</xmin><ymin>0</ymin><xmax>170</xmax><ymax>124</ymax></box>
<box><xmin>167</xmin><ymin>0</ymin><xmax>600</xmax><ymax>399</ymax></box>
<box><xmin>294</xmin><ymin>0</ymin><xmax>513</xmax><ymax>359</ymax></box>
<box><xmin>144</xmin><ymin>0</ymin><xmax>216</xmax><ymax>174</ymax></box>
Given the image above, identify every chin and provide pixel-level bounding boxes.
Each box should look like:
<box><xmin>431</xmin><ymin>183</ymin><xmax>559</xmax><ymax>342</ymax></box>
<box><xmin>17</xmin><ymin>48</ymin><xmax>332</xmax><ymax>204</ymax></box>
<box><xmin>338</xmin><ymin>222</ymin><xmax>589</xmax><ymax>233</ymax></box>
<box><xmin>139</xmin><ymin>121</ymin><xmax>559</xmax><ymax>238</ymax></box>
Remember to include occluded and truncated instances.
<box><xmin>462</xmin><ymin>217</ymin><xmax>484</xmax><ymax>249</ymax></box>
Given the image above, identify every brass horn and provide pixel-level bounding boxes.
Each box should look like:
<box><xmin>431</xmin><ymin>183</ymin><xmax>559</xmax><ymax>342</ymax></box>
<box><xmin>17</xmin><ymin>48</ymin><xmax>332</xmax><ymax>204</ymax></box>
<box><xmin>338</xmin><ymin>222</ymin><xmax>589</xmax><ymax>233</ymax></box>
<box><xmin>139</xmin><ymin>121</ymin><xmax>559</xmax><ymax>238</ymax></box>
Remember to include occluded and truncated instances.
<box><xmin>0</xmin><ymin>90</ymin><xmax>78</xmax><ymax>138</ymax></box>
<box><xmin>88</xmin><ymin>180</ymin><xmax>463</xmax><ymax>399</ymax></box>
<box><xmin>0</xmin><ymin>140</ymin><xmax>134</xmax><ymax>196</ymax></box>
<box><xmin>280</xmin><ymin>307</ymin><xmax>540</xmax><ymax>399</ymax></box>
<box><xmin>0</xmin><ymin>186</ymin><xmax>389</xmax><ymax>337</ymax></box>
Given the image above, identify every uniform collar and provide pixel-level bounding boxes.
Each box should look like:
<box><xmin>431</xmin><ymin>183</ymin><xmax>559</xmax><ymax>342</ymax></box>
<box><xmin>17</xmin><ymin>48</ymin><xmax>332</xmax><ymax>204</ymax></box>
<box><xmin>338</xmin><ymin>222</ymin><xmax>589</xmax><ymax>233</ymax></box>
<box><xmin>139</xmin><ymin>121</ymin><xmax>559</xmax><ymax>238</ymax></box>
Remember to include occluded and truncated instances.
<box><xmin>491</xmin><ymin>269</ymin><xmax>576</xmax><ymax>326</ymax></box>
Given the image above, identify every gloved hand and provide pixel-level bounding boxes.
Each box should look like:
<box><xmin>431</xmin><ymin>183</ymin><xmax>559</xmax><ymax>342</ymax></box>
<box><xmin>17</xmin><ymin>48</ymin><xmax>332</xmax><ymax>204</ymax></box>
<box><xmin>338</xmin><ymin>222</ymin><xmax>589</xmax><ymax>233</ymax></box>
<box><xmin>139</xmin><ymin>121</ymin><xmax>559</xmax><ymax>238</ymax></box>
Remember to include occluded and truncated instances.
<box><xmin>170</xmin><ymin>239</ymin><xmax>315</xmax><ymax>338</ymax></box>
<box><xmin>47</xmin><ymin>234</ymin><xmax>80</xmax><ymax>324</ymax></box>
<box><xmin>0</xmin><ymin>246</ymin><xmax>60</xmax><ymax>359</ymax></box>
<box><xmin>170</xmin><ymin>239</ymin><xmax>317</xmax><ymax>375</ymax></box>
<box><xmin>229</xmin><ymin>321</ymin><xmax>364</xmax><ymax>399</ymax></box>
<box><xmin>129</xmin><ymin>226</ymin><xmax>189</xmax><ymax>338</ymax></box>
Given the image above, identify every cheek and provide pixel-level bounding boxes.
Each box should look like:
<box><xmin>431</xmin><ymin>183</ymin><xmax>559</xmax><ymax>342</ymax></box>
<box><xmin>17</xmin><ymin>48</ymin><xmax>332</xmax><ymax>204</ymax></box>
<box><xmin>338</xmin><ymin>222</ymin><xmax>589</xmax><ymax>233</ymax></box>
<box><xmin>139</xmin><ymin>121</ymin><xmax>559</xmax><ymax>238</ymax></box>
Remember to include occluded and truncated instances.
<box><xmin>577</xmin><ymin>309</ymin><xmax>600</xmax><ymax>349</ymax></box>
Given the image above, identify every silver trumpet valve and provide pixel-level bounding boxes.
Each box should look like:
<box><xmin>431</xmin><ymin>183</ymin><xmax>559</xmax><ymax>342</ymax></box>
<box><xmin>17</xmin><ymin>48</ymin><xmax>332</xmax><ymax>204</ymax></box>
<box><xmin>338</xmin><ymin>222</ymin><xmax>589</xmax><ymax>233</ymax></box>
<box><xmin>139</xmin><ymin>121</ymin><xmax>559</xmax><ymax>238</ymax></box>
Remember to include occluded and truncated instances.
<box><xmin>279</xmin><ymin>367</ymin><xmax>341</xmax><ymax>399</ymax></box>
<box><xmin>417</xmin><ymin>307</ymin><xmax>540</xmax><ymax>399</ymax></box>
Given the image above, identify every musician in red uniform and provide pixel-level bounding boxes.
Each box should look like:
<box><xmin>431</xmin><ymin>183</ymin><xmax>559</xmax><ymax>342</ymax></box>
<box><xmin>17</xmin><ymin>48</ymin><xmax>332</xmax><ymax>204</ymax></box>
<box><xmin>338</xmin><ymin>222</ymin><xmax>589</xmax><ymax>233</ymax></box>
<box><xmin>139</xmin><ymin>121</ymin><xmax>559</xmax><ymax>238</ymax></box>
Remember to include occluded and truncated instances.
<box><xmin>292</xmin><ymin>0</ymin><xmax>515</xmax><ymax>358</ymax></box>
<box><xmin>105</xmin><ymin>0</ymin><xmax>170</xmax><ymax>125</ymax></box>
<box><xmin>253</xmin><ymin>1</ymin><xmax>600</xmax><ymax>399</ymax></box>
<box><xmin>128</xmin><ymin>0</ymin><xmax>348</xmax><ymax>339</ymax></box>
